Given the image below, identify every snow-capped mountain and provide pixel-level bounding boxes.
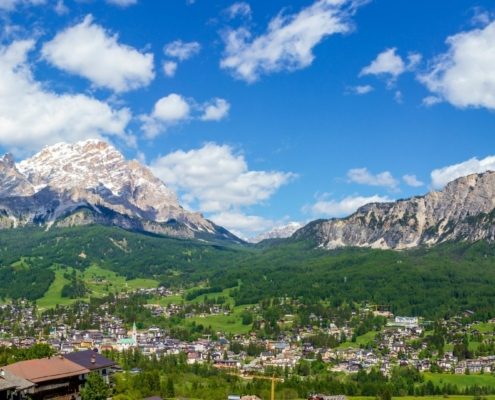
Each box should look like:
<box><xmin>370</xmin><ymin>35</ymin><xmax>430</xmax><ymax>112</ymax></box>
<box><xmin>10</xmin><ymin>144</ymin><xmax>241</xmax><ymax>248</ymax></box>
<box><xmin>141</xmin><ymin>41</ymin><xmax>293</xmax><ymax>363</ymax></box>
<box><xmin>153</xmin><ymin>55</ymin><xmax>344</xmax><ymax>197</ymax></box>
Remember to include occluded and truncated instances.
<box><xmin>250</xmin><ymin>221</ymin><xmax>304</xmax><ymax>243</ymax></box>
<box><xmin>0</xmin><ymin>140</ymin><xmax>240</xmax><ymax>242</ymax></box>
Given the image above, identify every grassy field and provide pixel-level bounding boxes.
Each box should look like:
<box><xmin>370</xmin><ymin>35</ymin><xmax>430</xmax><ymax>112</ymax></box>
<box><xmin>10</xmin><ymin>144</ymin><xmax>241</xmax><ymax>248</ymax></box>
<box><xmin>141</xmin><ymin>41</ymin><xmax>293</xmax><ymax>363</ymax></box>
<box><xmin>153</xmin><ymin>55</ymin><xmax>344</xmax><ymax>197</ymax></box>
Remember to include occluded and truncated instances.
<box><xmin>423</xmin><ymin>372</ymin><xmax>495</xmax><ymax>389</ymax></box>
<box><xmin>36</xmin><ymin>267</ymin><xmax>77</xmax><ymax>309</ymax></box>
<box><xmin>82</xmin><ymin>265</ymin><xmax>158</xmax><ymax>296</ymax></box>
<box><xmin>338</xmin><ymin>331</ymin><xmax>378</xmax><ymax>349</ymax></box>
<box><xmin>472</xmin><ymin>322</ymin><xmax>495</xmax><ymax>333</ymax></box>
<box><xmin>186</xmin><ymin>304</ymin><xmax>252</xmax><ymax>335</ymax></box>
<box><xmin>188</xmin><ymin>287</ymin><xmax>237</xmax><ymax>306</ymax></box>
<box><xmin>37</xmin><ymin>265</ymin><xmax>159</xmax><ymax>310</ymax></box>
<box><xmin>148</xmin><ymin>294</ymin><xmax>184</xmax><ymax>306</ymax></box>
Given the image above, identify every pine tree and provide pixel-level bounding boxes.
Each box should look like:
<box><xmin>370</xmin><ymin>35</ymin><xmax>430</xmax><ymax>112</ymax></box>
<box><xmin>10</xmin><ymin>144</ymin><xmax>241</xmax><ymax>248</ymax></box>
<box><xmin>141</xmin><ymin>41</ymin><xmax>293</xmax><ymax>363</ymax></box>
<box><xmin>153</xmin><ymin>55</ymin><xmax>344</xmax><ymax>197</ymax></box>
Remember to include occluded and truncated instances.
<box><xmin>81</xmin><ymin>373</ymin><xmax>109</xmax><ymax>400</ymax></box>
<box><xmin>162</xmin><ymin>376</ymin><xmax>175</xmax><ymax>399</ymax></box>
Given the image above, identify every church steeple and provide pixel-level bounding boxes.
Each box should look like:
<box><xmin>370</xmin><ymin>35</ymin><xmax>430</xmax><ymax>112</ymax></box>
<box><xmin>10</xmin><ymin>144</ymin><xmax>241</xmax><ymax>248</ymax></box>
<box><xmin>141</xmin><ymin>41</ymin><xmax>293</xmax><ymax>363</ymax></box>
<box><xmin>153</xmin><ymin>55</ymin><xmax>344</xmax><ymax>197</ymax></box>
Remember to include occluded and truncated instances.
<box><xmin>132</xmin><ymin>322</ymin><xmax>137</xmax><ymax>345</ymax></box>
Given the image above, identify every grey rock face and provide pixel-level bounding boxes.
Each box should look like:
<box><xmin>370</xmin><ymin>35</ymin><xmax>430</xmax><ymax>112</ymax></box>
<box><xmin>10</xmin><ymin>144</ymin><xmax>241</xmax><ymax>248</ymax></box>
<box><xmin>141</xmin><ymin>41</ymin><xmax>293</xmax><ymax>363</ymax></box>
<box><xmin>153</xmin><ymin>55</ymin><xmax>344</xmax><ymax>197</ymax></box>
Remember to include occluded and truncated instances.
<box><xmin>294</xmin><ymin>172</ymin><xmax>495</xmax><ymax>249</ymax></box>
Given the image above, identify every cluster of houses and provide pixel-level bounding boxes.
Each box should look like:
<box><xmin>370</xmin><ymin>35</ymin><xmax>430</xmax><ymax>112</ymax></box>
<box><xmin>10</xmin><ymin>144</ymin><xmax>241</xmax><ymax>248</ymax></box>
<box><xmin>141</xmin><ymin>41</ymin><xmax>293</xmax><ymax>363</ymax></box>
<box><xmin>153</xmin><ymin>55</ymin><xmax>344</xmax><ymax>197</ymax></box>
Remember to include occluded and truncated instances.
<box><xmin>0</xmin><ymin>349</ymin><xmax>115</xmax><ymax>400</ymax></box>
<box><xmin>3</xmin><ymin>293</ymin><xmax>495</xmax><ymax>395</ymax></box>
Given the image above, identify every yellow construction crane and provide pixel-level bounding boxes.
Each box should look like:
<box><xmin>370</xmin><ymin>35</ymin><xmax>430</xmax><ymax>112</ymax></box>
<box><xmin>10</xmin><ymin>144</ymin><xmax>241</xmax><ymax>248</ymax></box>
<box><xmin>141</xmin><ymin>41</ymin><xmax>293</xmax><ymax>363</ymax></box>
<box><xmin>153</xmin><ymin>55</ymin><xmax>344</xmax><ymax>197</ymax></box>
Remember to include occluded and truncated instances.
<box><xmin>271</xmin><ymin>375</ymin><xmax>276</xmax><ymax>400</ymax></box>
<box><xmin>229</xmin><ymin>373</ymin><xmax>281</xmax><ymax>399</ymax></box>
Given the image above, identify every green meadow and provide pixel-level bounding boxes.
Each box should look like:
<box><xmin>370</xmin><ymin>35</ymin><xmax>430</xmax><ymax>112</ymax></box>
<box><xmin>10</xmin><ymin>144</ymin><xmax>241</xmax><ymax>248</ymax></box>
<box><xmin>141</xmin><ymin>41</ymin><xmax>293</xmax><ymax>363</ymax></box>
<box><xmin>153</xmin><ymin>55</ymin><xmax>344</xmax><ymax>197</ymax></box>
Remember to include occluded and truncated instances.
<box><xmin>423</xmin><ymin>372</ymin><xmax>495</xmax><ymax>389</ymax></box>
<box><xmin>36</xmin><ymin>264</ymin><xmax>159</xmax><ymax>310</ymax></box>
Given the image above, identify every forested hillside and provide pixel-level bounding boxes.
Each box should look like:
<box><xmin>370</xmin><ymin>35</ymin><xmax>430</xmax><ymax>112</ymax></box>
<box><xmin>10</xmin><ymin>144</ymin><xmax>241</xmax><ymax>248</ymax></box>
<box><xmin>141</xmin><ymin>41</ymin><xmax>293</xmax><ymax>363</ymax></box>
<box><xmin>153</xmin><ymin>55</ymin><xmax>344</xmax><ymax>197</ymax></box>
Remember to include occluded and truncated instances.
<box><xmin>1</xmin><ymin>225</ymin><xmax>495</xmax><ymax>319</ymax></box>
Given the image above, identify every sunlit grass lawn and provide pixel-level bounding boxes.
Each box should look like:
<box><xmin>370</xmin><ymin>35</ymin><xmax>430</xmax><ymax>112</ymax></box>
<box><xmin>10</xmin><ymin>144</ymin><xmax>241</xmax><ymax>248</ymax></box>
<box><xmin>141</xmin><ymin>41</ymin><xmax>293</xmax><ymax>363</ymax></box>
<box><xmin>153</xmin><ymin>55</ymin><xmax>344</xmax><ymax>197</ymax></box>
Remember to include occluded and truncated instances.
<box><xmin>186</xmin><ymin>305</ymin><xmax>252</xmax><ymax>335</ymax></box>
<box><xmin>423</xmin><ymin>372</ymin><xmax>495</xmax><ymax>389</ymax></box>
<box><xmin>37</xmin><ymin>264</ymin><xmax>158</xmax><ymax>309</ymax></box>
<box><xmin>338</xmin><ymin>330</ymin><xmax>378</xmax><ymax>349</ymax></box>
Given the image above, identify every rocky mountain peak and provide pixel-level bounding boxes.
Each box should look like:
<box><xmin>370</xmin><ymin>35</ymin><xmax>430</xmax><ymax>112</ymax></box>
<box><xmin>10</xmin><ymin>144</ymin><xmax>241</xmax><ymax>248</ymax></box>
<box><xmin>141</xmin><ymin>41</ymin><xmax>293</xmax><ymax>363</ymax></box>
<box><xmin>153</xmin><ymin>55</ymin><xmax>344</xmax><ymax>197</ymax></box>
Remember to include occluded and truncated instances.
<box><xmin>0</xmin><ymin>140</ymin><xmax>239</xmax><ymax>242</ymax></box>
<box><xmin>250</xmin><ymin>221</ymin><xmax>304</xmax><ymax>243</ymax></box>
<box><xmin>294</xmin><ymin>171</ymin><xmax>495</xmax><ymax>250</ymax></box>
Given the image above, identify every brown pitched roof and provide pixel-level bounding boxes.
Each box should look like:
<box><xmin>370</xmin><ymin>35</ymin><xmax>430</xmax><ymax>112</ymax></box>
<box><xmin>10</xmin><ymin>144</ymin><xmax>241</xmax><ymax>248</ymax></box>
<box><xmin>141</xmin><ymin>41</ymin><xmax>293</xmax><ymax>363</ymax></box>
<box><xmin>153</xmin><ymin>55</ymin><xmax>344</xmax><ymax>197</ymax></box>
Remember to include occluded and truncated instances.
<box><xmin>3</xmin><ymin>356</ymin><xmax>90</xmax><ymax>384</ymax></box>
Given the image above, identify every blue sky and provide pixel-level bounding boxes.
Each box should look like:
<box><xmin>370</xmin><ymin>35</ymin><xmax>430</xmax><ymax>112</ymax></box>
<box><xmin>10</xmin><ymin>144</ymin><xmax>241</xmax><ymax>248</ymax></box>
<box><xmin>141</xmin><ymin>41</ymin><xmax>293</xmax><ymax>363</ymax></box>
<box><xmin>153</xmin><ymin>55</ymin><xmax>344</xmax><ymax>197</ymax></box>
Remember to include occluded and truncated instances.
<box><xmin>1</xmin><ymin>0</ymin><xmax>495</xmax><ymax>238</ymax></box>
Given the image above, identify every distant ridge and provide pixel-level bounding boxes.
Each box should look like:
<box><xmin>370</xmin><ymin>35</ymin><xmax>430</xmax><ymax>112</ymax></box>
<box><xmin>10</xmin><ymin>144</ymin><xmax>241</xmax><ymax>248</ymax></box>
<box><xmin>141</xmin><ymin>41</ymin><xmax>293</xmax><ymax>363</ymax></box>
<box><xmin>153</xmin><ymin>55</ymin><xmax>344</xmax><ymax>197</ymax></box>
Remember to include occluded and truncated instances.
<box><xmin>294</xmin><ymin>171</ymin><xmax>495</xmax><ymax>249</ymax></box>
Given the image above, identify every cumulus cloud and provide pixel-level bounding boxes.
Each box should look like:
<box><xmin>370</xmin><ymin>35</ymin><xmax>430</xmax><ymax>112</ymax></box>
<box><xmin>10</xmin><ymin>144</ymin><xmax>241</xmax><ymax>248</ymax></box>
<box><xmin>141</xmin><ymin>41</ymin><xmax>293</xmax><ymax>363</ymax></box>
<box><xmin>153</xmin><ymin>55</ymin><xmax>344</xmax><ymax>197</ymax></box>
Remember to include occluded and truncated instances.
<box><xmin>163</xmin><ymin>61</ymin><xmax>178</xmax><ymax>77</ymax></box>
<box><xmin>105</xmin><ymin>0</ymin><xmax>137</xmax><ymax>7</ymax></box>
<box><xmin>141</xmin><ymin>93</ymin><xmax>190</xmax><ymax>138</ymax></box>
<box><xmin>347</xmin><ymin>167</ymin><xmax>399</xmax><ymax>189</ymax></box>
<box><xmin>220</xmin><ymin>0</ymin><xmax>362</xmax><ymax>82</ymax></box>
<box><xmin>150</xmin><ymin>143</ymin><xmax>295</xmax><ymax>213</ymax></box>
<box><xmin>209</xmin><ymin>211</ymin><xmax>275</xmax><ymax>239</ymax></box>
<box><xmin>0</xmin><ymin>39</ymin><xmax>132</xmax><ymax>152</ymax></box>
<box><xmin>141</xmin><ymin>95</ymin><xmax>230</xmax><ymax>138</ymax></box>
<box><xmin>41</xmin><ymin>15</ymin><xmax>154</xmax><ymax>92</ymax></box>
<box><xmin>402</xmin><ymin>174</ymin><xmax>424</xmax><ymax>187</ymax></box>
<box><xmin>164</xmin><ymin>40</ymin><xmax>200</xmax><ymax>61</ymax></box>
<box><xmin>431</xmin><ymin>156</ymin><xmax>495</xmax><ymax>189</ymax></box>
<box><xmin>471</xmin><ymin>7</ymin><xmax>492</xmax><ymax>27</ymax></box>
<box><xmin>152</xmin><ymin>94</ymin><xmax>190</xmax><ymax>121</ymax></box>
<box><xmin>304</xmin><ymin>194</ymin><xmax>391</xmax><ymax>218</ymax></box>
<box><xmin>360</xmin><ymin>48</ymin><xmax>405</xmax><ymax>79</ymax></box>
<box><xmin>201</xmin><ymin>98</ymin><xmax>230</xmax><ymax>121</ymax></box>
<box><xmin>225</xmin><ymin>2</ymin><xmax>252</xmax><ymax>20</ymax></box>
<box><xmin>419</xmin><ymin>21</ymin><xmax>495</xmax><ymax>110</ymax></box>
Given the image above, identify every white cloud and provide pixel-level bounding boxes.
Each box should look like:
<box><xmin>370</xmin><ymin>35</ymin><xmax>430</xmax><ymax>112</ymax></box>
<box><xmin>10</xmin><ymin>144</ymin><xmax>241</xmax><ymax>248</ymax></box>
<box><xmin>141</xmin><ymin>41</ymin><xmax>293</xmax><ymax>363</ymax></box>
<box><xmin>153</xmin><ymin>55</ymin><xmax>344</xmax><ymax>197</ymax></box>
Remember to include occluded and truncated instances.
<box><xmin>422</xmin><ymin>95</ymin><xmax>441</xmax><ymax>107</ymax></box>
<box><xmin>41</xmin><ymin>15</ymin><xmax>154</xmax><ymax>92</ymax></box>
<box><xmin>141</xmin><ymin>93</ymin><xmax>190</xmax><ymax>138</ymax></box>
<box><xmin>0</xmin><ymin>39</ymin><xmax>132</xmax><ymax>152</ymax></box>
<box><xmin>349</xmin><ymin>84</ymin><xmax>373</xmax><ymax>95</ymax></box>
<box><xmin>419</xmin><ymin>21</ymin><xmax>495</xmax><ymax>110</ymax></box>
<box><xmin>220</xmin><ymin>0</ymin><xmax>361</xmax><ymax>82</ymax></box>
<box><xmin>431</xmin><ymin>156</ymin><xmax>495</xmax><ymax>189</ymax></box>
<box><xmin>153</xmin><ymin>94</ymin><xmax>190</xmax><ymax>121</ymax></box>
<box><xmin>54</xmin><ymin>0</ymin><xmax>68</xmax><ymax>15</ymax></box>
<box><xmin>226</xmin><ymin>2</ymin><xmax>252</xmax><ymax>19</ymax></box>
<box><xmin>163</xmin><ymin>61</ymin><xmax>178</xmax><ymax>77</ymax></box>
<box><xmin>471</xmin><ymin>7</ymin><xmax>492</xmax><ymax>27</ymax></box>
<box><xmin>347</xmin><ymin>167</ymin><xmax>399</xmax><ymax>189</ymax></box>
<box><xmin>164</xmin><ymin>40</ymin><xmax>200</xmax><ymax>61</ymax></box>
<box><xmin>201</xmin><ymin>98</ymin><xmax>230</xmax><ymax>121</ymax></box>
<box><xmin>304</xmin><ymin>194</ymin><xmax>391</xmax><ymax>218</ymax></box>
<box><xmin>141</xmin><ymin>95</ymin><xmax>231</xmax><ymax>138</ymax></box>
<box><xmin>209</xmin><ymin>211</ymin><xmax>275</xmax><ymax>239</ymax></box>
<box><xmin>402</xmin><ymin>174</ymin><xmax>424</xmax><ymax>187</ymax></box>
<box><xmin>150</xmin><ymin>143</ymin><xmax>295</xmax><ymax>213</ymax></box>
<box><xmin>360</xmin><ymin>48</ymin><xmax>405</xmax><ymax>78</ymax></box>
<box><xmin>105</xmin><ymin>0</ymin><xmax>137</xmax><ymax>7</ymax></box>
<box><xmin>407</xmin><ymin>52</ymin><xmax>422</xmax><ymax>69</ymax></box>
<box><xmin>0</xmin><ymin>0</ymin><xmax>44</xmax><ymax>11</ymax></box>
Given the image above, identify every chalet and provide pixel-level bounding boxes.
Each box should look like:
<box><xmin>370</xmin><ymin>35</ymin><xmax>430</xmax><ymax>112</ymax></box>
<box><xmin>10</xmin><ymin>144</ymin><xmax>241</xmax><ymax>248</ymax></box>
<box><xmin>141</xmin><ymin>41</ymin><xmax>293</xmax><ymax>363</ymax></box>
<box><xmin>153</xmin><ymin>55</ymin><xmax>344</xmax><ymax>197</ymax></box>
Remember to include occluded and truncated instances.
<box><xmin>0</xmin><ymin>369</ymin><xmax>34</xmax><ymax>400</ymax></box>
<box><xmin>0</xmin><ymin>371</ymin><xmax>16</xmax><ymax>400</ymax></box>
<box><xmin>3</xmin><ymin>355</ymin><xmax>90</xmax><ymax>400</ymax></box>
<box><xmin>64</xmin><ymin>349</ymin><xmax>116</xmax><ymax>384</ymax></box>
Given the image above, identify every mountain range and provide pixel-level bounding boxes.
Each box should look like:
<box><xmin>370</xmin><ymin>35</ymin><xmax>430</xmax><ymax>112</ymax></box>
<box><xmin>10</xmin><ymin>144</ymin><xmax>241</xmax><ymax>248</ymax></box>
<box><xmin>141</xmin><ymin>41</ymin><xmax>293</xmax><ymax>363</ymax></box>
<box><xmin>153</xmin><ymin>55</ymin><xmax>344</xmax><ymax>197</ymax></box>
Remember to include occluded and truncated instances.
<box><xmin>1</xmin><ymin>140</ymin><xmax>495</xmax><ymax>251</ymax></box>
<box><xmin>294</xmin><ymin>171</ymin><xmax>495</xmax><ymax>249</ymax></box>
<box><xmin>0</xmin><ymin>140</ymin><xmax>239</xmax><ymax>242</ymax></box>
